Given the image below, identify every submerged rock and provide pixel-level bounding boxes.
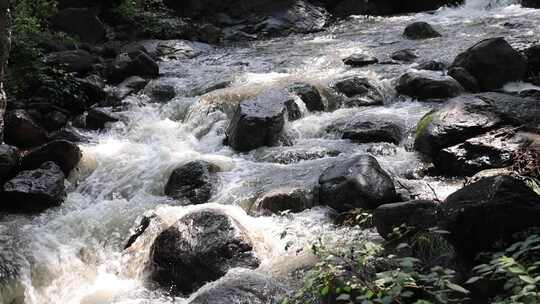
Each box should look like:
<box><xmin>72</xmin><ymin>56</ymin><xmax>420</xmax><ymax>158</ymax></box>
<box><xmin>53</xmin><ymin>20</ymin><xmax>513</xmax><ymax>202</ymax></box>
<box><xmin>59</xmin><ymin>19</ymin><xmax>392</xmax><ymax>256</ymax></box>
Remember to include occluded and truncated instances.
<box><xmin>450</xmin><ymin>38</ymin><xmax>527</xmax><ymax>91</ymax></box>
<box><xmin>391</xmin><ymin>49</ymin><xmax>418</xmax><ymax>62</ymax></box>
<box><xmin>417</xmin><ymin>60</ymin><xmax>447</xmax><ymax>71</ymax></box>
<box><xmin>343</xmin><ymin>53</ymin><xmax>379</xmax><ymax>67</ymax></box>
<box><xmin>21</xmin><ymin>140</ymin><xmax>82</xmax><ymax>176</ymax></box>
<box><xmin>403</xmin><ymin>22</ymin><xmax>441</xmax><ymax>40</ymax></box>
<box><xmin>288</xmin><ymin>83</ymin><xmax>325</xmax><ymax>112</ymax></box>
<box><xmin>143</xmin><ymin>79</ymin><xmax>177</xmax><ymax>103</ymax></box>
<box><xmin>318</xmin><ymin>155</ymin><xmax>397</xmax><ymax>211</ymax></box>
<box><xmin>188</xmin><ymin>269</ymin><xmax>285</xmax><ymax>304</ymax></box>
<box><xmin>439</xmin><ymin>175</ymin><xmax>540</xmax><ymax>259</ymax></box>
<box><xmin>249</xmin><ymin>187</ymin><xmax>315</xmax><ymax>215</ymax></box>
<box><xmin>341</xmin><ymin>119</ymin><xmax>404</xmax><ymax>145</ymax></box>
<box><xmin>374</xmin><ymin>200</ymin><xmax>440</xmax><ymax>239</ymax></box>
<box><xmin>226</xmin><ymin>90</ymin><xmax>289</xmax><ymax>152</ymax></box>
<box><xmin>149</xmin><ymin>209</ymin><xmax>260</xmax><ymax>294</ymax></box>
<box><xmin>164</xmin><ymin>161</ymin><xmax>220</xmax><ymax>205</ymax></box>
<box><xmin>396</xmin><ymin>71</ymin><xmax>464</xmax><ymax>100</ymax></box>
<box><xmin>332</xmin><ymin>76</ymin><xmax>384</xmax><ymax>107</ymax></box>
<box><xmin>3</xmin><ymin>110</ymin><xmax>48</xmax><ymax>148</ymax></box>
<box><xmin>2</xmin><ymin>162</ymin><xmax>66</xmax><ymax>213</ymax></box>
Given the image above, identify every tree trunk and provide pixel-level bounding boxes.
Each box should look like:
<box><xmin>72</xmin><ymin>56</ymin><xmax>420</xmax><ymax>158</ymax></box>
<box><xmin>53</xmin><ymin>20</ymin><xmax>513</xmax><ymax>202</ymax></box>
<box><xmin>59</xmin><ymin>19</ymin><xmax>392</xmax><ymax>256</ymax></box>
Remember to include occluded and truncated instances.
<box><xmin>0</xmin><ymin>0</ymin><xmax>9</xmax><ymax>142</ymax></box>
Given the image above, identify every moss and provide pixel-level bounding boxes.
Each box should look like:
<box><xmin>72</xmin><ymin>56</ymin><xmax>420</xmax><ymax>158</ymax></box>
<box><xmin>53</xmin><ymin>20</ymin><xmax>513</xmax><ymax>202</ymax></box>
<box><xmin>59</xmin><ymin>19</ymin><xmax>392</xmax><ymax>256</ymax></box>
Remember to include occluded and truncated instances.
<box><xmin>415</xmin><ymin>110</ymin><xmax>436</xmax><ymax>140</ymax></box>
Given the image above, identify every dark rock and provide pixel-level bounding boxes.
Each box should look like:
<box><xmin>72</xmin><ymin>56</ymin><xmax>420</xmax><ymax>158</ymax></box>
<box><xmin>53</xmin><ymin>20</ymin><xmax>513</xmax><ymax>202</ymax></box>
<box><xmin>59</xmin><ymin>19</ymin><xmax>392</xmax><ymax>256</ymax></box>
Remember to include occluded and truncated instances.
<box><xmin>45</xmin><ymin>50</ymin><xmax>97</xmax><ymax>74</ymax></box>
<box><xmin>439</xmin><ymin>175</ymin><xmax>540</xmax><ymax>259</ymax></box>
<box><xmin>524</xmin><ymin>45</ymin><xmax>540</xmax><ymax>76</ymax></box>
<box><xmin>85</xmin><ymin>108</ymin><xmax>120</xmax><ymax>130</ymax></box>
<box><xmin>288</xmin><ymin>83</ymin><xmax>325</xmax><ymax>112</ymax></box>
<box><xmin>318</xmin><ymin>155</ymin><xmax>397</xmax><ymax>211</ymax></box>
<box><xmin>77</xmin><ymin>74</ymin><xmax>107</xmax><ymax>104</ymax></box>
<box><xmin>329</xmin><ymin>0</ymin><xmax>462</xmax><ymax>17</ymax></box>
<box><xmin>249</xmin><ymin>187</ymin><xmax>314</xmax><ymax>215</ymax></box>
<box><xmin>164</xmin><ymin>161</ymin><xmax>220</xmax><ymax>205</ymax></box>
<box><xmin>3</xmin><ymin>110</ymin><xmax>48</xmax><ymax>148</ymax></box>
<box><xmin>51</xmin><ymin>8</ymin><xmax>106</xmax><ymax>43</ymax></box>
<box><xmin>414</xmin><ymin>96</ymin><xmax>502</xmax><ymax>158</ymax></box>
<box><xmin>187</xmin><ymin>269</ymin><xmax>285</xmax><ymax>304</ymax></box>
<box><xmin>448</xmin><ymin>67</ymin><xmax>480</xmax><ymax>92</ymax></box>
<box><xmin>21</xmin><ymin>140</ymin><xmax>82</xmax><ymax>176</ymax></box>
<box><xmin>2</xmin><ymin>162</ymin><xmax>66</xmax><ymax>213</ymax></box>
<box><xmin>0</xmin><ymin>145</ymin><xmax>19</xmax><ymax>183</ymax></box>
<box><xmin>403</xmin><ymin>22</ymin><xmax>441</xmax><ymax>40</ymax></box>
<box><xmin>112</xmin><ymin>76</ymin><xmax>148</xmax><ymax>101</ymax></box>
<box><xmin>476</xmin><ymin>92</ymin><xmax>540</xmax><ymax>131</ymax></box>
<box><xmin>450</xmin><ymin>38</ymin><xmax>527</xmax><ymax>91</ymax></box>
<box><xmin>41</xmin><ymin>111</ymin><xmax>68</xmax><ymax>131</ymax></box>
<box><xmin>435</xmin><ymin>127</ymin><xmax>529</xmax><ymax>176</ymax></box>
<box><xmin>143</xmin><ymin>80</ymin><xmax>176</xmax><ymax>103</ymax></box>
<box><xmin>48</xmin><ymin>127</ymin><xmax>89</xmax><ymax>143</ymax></box>
<box><xmin>149</xmin><ymin>209</ymin><xmax>260</xmax><ymax>294</ymax></box>
<box><xmin>106</xmin><ymin>51</ymin><xmax>159</xmax><ymax>84</ymax></box>
<box><xmin>417</xmin><ymin>60</ymin><xmax>446</xmax><ymax>71</ymax></box>
<box><xmin>226</xmin><ymin>90</ymin><xmax>289</xmax><ymax>152</ymax></box>
<box><xmin>332</xmin><ymin>76</ymin><xmax>384</xmax><ymax>107</ymax></box>
<box><xmin>374</xmin><ymin>200</ymin><xmax>439</xmax><ymax>239</ymax></box>
<box><xmin>343</xmin><ymin>53</ymin><xmax>379</xmax><ymax>67</ymax></box>
<box><xmin>341</xmin><ymin>119</ymin><xmax>403</xmax><ymax>145</ymax></box>
<box><xmin>396</xmin><ymin>71</ymin><xmax>464</xmax><ymax>100</ymax></box>
<box><xmin>522</xmin><ymin>0</ymin><xmax>540</xmax><ymax>8</ymax></box>
<box><xmin>391</xmin><ymin>49</ymin><xmax>419</xmax><ymax>62</ymax></box>
<box><xmin>285</xmin><ymin>99</ymin><xmax>302</xmax><ymax>121</ymax></box>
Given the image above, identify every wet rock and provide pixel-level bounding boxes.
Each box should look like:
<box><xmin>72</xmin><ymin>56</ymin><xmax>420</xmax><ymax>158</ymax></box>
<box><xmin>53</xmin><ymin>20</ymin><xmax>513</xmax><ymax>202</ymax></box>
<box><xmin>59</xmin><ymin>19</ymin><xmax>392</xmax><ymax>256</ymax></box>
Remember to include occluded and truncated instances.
<box><xmin>435</xmin><ymin>127</ymin><xmax>529</xmax><ymax>176</ymax></box>
<box><xmin>396</xmin><ymin>71</ymin><xmax>464</xmax><ymax>100</ymax></box>
<box><xmin>341</xmin><ymin>119</ymin><xmax>403</xmax><ymax>145</ymax></box>
<box><xmin>226</xmin><ymin>90</ymin><xmax>289</xmax><ymax>152</ymax></box>
<box><xmin>2</xmin><ymin>162</ymin><xmax>66</xmax><ymax>213</ymax></box>
<box><xmin>439</xmin><ymin>175</ymin><xmax>540</xmax><ymax>259</ymax></box>
<box><xmin>450</xmin><ymin>38</ymin><xmax>527</xmax><ymax>91</ymax></box>
<box><xmin>250</xmin><ymin>187</ymin><xmax>315</xmax><ymax>215</ymax></box>
<box><xmin>77</xmin><ymin>74</ymin><xmax>108</xmax><ymax>104</ymax></box>
<box><xmin>164</xmin><ymin>161</ymin><xmax>220</xmax><ymax>205</ymax></box>
<box><xmin>45</xmin><ymin>50</ymin><xmax>97</xmax><ymax>74</ymax></box>
<box><xmin>257</xmin><ymin>147</ymin><xmax>341</xmax><ymax>164</ymax></box>
<box><xmin>391</xmin><ymin>49</ymin><xmax>418</xmax><ymax>62</ymax></box>
<box><xmin>288</xmin><ymin>83</ymin><xmax>325</xmax><ymax>112</ymax></box>
<box><xmin>475</xmin><ymin>92</ymin><xmax>540</xmax><ymax>131</ymax></box>
<box><xmin>41</xmin><ymin>111</ymin><xmax>68</xmax><ymax>131</ymax></box>
<box><xmin>112</xmin><ymin>76</ymin><xmax>148</xmax><ymax>101</ymax></box>
<box><xmin>448</xmin><ymin>67</ymin><xmax>480</xmax><ymax>92</ymax></box>
<box><xmin>332</xmin><ymin>76</ymin><xmax>384</xmax><ymax>107</ymax></box>
<box><xmin>403</xmin><ymin>22</ymin><xmax>441</xmax><ymax>40</ymax></box>
<box><xmin>374</xmin><ymin>200</ymin><xmax>440</xmax><ymax>239</ymax></box>
<box><xmin>4</xmin><ymin>110</ymin><xmax>48</xmax><ymax>148</ymax></box>
<box><xmin>149</xmin><ymin>209</ymin><xmax>260</xmax><ymax>294</ymax></box>
<box><xmin>343</xmin><ymin>53</ymin><xmax>379</xmax><ymax>67</ymax></box>
<box><xmin>187</xmin><ymin>269</ymin><xmax>285</xmax><ymax>304</ymax></box>
<box><xmin>417</xmin><ymin>60</ymin><xmax>446</xmax><ymax>71</ymax></box>
<box><xmin>414</xmin><ymin>96</ymin><xmax>502</xmax><ymax>158</ymax></box>
<box><xmin>143</xmin><ymin>80</ymin><xmax>176</xmax><ymax>103</ymax></box>
<box><xmin>48</xmin><ymin>127</ymin><xmax>89</xmax><ymax>143</ymax></box>
<box><xmin>0</xmin><ymin>145</ymin><xmax>19</xmax><ymax>183</ymax></box>
<box><xmin>85</xmin><ymin>108</ymin><xmax>120</xmax><ymax>130</ymax></box>
<box><xmin>522</xmin><ymin>0</ymin><xmax>540</xmax><ymax>9</ymax></box>
<box><xmin>105</xmin><ymin>51</ymin><xmax>159</xmax><ymax>84</ymax></box>
<box><xmin>21</xmin><ymin>140</ymin><xmax>82</xmax><ymax>176</ymax></box>
<box><xmin>285</xmin><ymin>99</ymin><xmax>302</xmax><ymax>121</ymax></box>
<box><xmin>524</xmin><ymin>44</ymin><xmax>540</xmax><ymax>75</ymax></box>
<box><xmin>51</xmin><ymin>8</ymin><xmax>106</xmax><ymax>43</ymax></box>
<box><xmin>318</xmin><ymin>155</ymin><xmax>397</xmax><ymax>211</ymax></box>
<box><xmin>329</xmin><ymin>0</ymin><xmax>462</xmax><ymax>17</ymax></box>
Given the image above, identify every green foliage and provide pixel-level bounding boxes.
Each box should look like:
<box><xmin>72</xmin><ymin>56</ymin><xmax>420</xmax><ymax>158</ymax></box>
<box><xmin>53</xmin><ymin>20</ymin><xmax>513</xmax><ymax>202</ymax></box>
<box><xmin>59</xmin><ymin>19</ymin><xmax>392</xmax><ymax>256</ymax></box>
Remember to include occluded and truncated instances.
<box><xmin>113</xmin><ymin>0</ymin><xmax>139</xmax><ymax>18</ymax></box>
<box><xmin>469</xmin><ymin>234</ymin><xmax>540</xmax><ymax>304</ymax></box>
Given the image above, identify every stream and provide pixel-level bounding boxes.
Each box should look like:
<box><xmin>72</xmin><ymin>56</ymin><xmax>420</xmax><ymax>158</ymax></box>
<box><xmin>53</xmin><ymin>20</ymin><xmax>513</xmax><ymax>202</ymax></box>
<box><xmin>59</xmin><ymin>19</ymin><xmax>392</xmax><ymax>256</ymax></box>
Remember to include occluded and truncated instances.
<box><xmin>1</xmin><ymin>0</ymin><xmax>540</xmax><ymax>303</ymax></box>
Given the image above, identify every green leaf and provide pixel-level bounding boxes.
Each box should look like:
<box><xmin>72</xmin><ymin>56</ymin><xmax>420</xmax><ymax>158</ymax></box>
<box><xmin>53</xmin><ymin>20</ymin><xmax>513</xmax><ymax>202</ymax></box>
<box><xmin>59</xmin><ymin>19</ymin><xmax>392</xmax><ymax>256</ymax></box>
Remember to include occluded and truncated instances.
<box><xmin>320</xmin><ymin>286</ymin><xmax>330</xmax><ymax>296</ymax></box>
<box><xmin>446</xmin><ymin>282</ymin><xmax>470</xmax><ymax>294</ymax></box>
<box><xmin>465</xmin><ymin>276</ymin><xmax>483</xmax><ymax>284</ymax></box>
<box><xmin>336</xmin><ymin>294</ymin><xmax>351</xmax><ymax>301</ymax></box>
<box><xmin>518</xmin><ymin>275</ymin><xmax>537</xmax><ymax>284</ymax></box>
<box><xmin>508</xmin><ymin>266</ymin><xmax>525</xmax><ymax>274</ymax></box>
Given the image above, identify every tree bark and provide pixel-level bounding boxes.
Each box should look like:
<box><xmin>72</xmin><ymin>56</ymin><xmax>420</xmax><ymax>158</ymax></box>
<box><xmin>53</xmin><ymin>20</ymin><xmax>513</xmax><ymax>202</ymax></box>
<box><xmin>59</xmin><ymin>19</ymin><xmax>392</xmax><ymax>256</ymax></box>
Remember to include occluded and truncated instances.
<box><xmin>0</xmin><ymin>0</ymin><xmax>9</xmax><ymax>142</ymax></box>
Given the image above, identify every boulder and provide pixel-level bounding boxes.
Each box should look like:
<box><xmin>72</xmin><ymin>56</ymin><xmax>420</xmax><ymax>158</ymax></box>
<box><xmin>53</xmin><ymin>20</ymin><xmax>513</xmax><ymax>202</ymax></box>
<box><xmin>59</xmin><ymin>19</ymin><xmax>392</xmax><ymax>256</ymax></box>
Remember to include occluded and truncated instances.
<box><xmin>403</xmin><ymin>22</ymin><xmax>441</xmax><ymax>40</ymax></box>
<box><xmin>249</xmin><ymin>187</ymin><xmax>314</xmax><ymax>215</ymax></box>
<box><xmin>524</xmin><ymin>44</ymin><xmax>540</xmax><ymax>75</ymax></box>
<box><xmin>391</xmin><ymin>49</ymin><xmax>418</xmax><ymax>62</ymax></box>
<box><xmin>226</xmin><ymin>90</ymin><xmax>289</xmax><ymax>152</ymax></box>
<box><xmin>396</xmin><ymin>72</ymin><xmax>464</xmax><ymax>100</ymax></box>
<box><xmin>106</xmin><ymin>51</ymin><xmax>159</xmax><ymax>84</ymax></box>
<box><xmin>143</xmin><ymin>79</ymin><xmax>176</xmax><ymax>103</ymax></box>
<box><xmin>2</xmin><ymin>162</ymin><xmax>66</xmax><ymax>213</ymax></box>
<box><xmin>450</xmin><ymin>38</ymin><xmax>527</xmax><ymax>91</ymax></box>
<box><xmin>435</xmin><ymin>127</ymin><xmax>529</xmax><ymax>176</ymax></box>
<box><xmin>318</xmin><ymin>155</ymin><xmax>397</xmax><ymax>211</ymax></box>
<box><xmin>329</xmin><ymin>0</ymin><xmax>462</xmax><ymax>17</ymax></box>
<box><xmin>414</xmin><ymin>96</ymin><xmax>502</xmax><ymax>158</ymax></box>
<box><xmin>374</xmin><ymin>200</ymin><xmax>439</xmax><ymax>239</ymax></box>
<box><xmin>0</xmin><ymin>145</ymin><xmax>18</xmax><ymax>183</ymax></box>
<box><xmin>3</xmin><ymin>110</ymin><xmax>48</xmax><ymax>148</ymax></box>
<box><xmin>439</xmin><ymin>175</ymin><xmax>540</xmax><ymax>259</ymax></box>
<box><xmin>341</xmin><ymin>119</ymin><xmax>403</xmax><ymax>145</ymax></box>
<box><xmin>417</xmin><ymin>60</ymin><xmax>446</xmax><ymax>71</ymax></box>
<box><xmin>476</xmin><ymin>92</ymin><xmax>540</xmax><ymax>131</ymax></box>
<box><xmin>521</xmin><ymin>0</ymin><xmax>540</xmax><ymax>8</ymax></box>
<box><xmin>45</xmin><ymin>50</ymin><xmax>97</xmax><ymax>74</ymax></box>
<box><xmin>85</xmin><ymin>108</ymin><xmax>120</xmax><ymax>130</ymax></box>
<box><xmin>112</xmin><ymin>76</ymin><xmax>148</xmax><ymax>101</ymax></box>
<box><xmin>51</xmin><ymin>8</ymin><xmax>106</xmax><ymax>43</ymax></box>
<box><xmin>48</xmin><ymin>127</ymin><xmax>89</xmax><ymax>143</ymax></box>
<box><xmin>20</xmin><ymin>140</ymin><xmax>82</xmax><ymax>176</ymax></box>
<box><xmin>332</xmin><ymin>76</ymin><xmax>384</xmax><ymax>107</ymax></box>
<box><xmin>77</xmin><ymin>74</ymin><xmax>108</xmax><ymax>104</ymax></box>
<box><xmin>288</xmin><ymin>83</ymin><xmax>325</xmax><ymax>112</ymax></box>
<box><xmin>284</xmin><ymin>99</ymin><xmax>302</xmax><ymax>121</ymax></box>
<box><xmin>343</xmin><ymin>53</ymin><xmax>379</xmax><ymax>67</ymax></box>
<box><xmin>149</xmin><ymin>209</ymin><xmax>260</xmax><ymax>294</ymax></box>
<box><xmin>164</xmin><ymin>161</ymin><xmax>220</xmax><ymax>205</ymax></box>
<box><xmin>448</xmin><ymin>67</ymin><xmax>480</xmax><ymax>92</ymax></box>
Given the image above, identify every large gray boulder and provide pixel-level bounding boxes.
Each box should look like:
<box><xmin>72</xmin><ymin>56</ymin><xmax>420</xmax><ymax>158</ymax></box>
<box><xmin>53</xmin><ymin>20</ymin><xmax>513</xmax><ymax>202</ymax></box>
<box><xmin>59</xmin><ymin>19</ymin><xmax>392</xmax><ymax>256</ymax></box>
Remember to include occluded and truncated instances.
<box><xmin>149</xmin><ymin>209</ymin><xmax>260</xmax><ymax>294</ymax></box>
<box><xmin>318</xmin><ymin>155</ymin><xmax>397</xmax><ymax>211</ymax></box>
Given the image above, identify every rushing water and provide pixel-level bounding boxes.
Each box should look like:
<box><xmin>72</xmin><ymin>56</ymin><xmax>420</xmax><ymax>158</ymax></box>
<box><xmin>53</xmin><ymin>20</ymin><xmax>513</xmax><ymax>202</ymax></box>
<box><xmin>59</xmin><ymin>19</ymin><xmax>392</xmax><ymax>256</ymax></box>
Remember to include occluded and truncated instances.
<box><xmin>1</xmin><ymin>1</ymin><xmax>540</xmax><ymax>303</ymax></box>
